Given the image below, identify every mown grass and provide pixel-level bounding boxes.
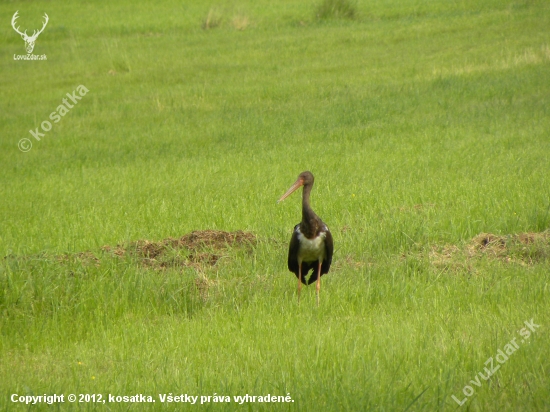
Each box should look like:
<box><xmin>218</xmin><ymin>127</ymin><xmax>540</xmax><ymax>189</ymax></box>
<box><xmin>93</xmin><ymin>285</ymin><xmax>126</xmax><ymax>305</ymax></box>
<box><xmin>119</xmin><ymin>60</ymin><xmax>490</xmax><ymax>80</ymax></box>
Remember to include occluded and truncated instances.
<box><xmin>1</xmin><ymin>0</ymin><xmax>549</xmax><ymax>410</ymax></box>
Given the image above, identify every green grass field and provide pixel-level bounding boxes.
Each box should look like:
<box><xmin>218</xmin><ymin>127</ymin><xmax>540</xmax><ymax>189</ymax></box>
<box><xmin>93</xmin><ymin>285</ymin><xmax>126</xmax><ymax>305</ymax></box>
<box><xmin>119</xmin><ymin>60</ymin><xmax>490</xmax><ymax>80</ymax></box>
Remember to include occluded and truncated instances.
<box><xmin>1</xmin><ymin>0</ymin><xmax>549</xmax><ymax>410</ymax></box>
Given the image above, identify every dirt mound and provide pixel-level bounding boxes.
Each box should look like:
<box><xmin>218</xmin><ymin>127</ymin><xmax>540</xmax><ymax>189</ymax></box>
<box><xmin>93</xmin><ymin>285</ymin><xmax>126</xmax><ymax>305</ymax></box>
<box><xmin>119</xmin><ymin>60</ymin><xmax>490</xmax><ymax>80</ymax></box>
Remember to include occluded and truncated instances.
<box><xmin>102</xmin><ymin>230</ymin><xmax>256</xmax><ymax>271</ymax></box>
<box><xmin>431</xmin><ymin>231</ymin><xmax>550</xmax><ymax>270</ymax></box>
<box><xmin>468</xmin><ymin>232</ymin><xmax>550</xmax><ymax>261</ymax></box>
<box><xmin>179</xmin><ymin>230</ymin><xmax>256</xmax><ymax>250</ymax></box>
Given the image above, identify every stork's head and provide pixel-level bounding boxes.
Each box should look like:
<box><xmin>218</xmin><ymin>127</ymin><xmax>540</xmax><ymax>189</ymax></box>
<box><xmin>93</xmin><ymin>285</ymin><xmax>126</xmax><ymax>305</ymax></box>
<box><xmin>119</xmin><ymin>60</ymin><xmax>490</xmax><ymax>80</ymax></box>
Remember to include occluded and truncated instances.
<box><xmin>278</xmin><ymin>171</ymin><xmax>315</xmax><ymax>202</ymax></box>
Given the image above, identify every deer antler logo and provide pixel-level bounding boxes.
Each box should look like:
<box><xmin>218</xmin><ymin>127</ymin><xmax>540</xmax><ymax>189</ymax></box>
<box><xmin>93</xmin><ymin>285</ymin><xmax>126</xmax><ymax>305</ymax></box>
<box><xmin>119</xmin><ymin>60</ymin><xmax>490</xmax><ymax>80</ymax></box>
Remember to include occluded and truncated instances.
<box><xmin>11</xmin><ymin>11</ymin><xmax>49</xmax><ymax>54</ymax></box>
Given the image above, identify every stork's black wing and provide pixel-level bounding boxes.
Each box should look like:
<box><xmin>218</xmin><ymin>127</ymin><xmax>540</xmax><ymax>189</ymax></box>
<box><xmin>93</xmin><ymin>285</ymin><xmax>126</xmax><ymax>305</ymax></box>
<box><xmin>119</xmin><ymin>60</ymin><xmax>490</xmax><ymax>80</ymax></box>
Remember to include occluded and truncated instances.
<box><xmin>321</xmin><ymin>225</ymin><xmax>333</xmax><ymax>275</ymax></box>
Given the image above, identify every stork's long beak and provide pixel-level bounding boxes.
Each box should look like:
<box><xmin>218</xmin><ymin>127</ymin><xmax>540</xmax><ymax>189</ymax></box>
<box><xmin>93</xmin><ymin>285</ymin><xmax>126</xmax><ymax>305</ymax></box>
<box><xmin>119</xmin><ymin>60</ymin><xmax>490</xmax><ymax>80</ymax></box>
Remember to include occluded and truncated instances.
<box><xmin>278</xmin><ymin>178</ymin><xmax>304</xmax><ymax>203</ymax></box>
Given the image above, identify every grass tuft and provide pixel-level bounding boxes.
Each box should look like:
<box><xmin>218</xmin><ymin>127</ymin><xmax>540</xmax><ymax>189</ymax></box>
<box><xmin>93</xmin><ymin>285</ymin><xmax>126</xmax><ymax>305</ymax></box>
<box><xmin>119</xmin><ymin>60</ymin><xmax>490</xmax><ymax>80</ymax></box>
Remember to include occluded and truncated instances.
<box><xmin>231</xmin><ymin>14</ymin><xmax>250</xmax><ymax>31</ymax></box>
<box><xmin>202</xmin><ymin>7</ymin><xmax>223</xmax><ymax>30</ymax></box>
<box><xmin>315</xmin><ymin>0</ymin><xmax>357</xmax><ymax>20</ymax></box>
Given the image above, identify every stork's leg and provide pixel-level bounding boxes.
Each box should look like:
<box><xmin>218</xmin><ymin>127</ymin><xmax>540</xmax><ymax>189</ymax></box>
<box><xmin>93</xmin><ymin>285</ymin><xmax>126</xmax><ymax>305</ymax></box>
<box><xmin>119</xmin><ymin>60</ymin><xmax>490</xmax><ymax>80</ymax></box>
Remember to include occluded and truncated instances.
<box><xmin>316</xmin><ymin>261</ymin><xmax>322</xmax><ymax>306</ymax></box>
<box><xmin>298</xmin><ymin>262</ymin><xmax>302</xmax><ymax>304</ymax></box>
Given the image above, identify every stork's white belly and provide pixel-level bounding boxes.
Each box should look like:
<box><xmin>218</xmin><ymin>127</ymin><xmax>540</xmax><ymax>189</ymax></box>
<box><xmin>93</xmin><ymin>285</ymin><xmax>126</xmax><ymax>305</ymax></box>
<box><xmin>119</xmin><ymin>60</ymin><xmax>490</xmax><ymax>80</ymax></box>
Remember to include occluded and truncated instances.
<box><xmin>297</xmin><ymin>229</ymin><xmax>326</xmax><ymax>263</ymax></box>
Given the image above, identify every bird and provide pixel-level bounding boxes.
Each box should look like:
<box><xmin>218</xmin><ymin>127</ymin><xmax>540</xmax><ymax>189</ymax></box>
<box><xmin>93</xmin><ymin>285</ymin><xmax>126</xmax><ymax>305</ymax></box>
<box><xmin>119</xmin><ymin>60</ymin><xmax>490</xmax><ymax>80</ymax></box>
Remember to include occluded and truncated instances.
<box><xmin>278</xmin><ymin>171</ymin><xmax>333</xmax><ymax>305</ymax></box>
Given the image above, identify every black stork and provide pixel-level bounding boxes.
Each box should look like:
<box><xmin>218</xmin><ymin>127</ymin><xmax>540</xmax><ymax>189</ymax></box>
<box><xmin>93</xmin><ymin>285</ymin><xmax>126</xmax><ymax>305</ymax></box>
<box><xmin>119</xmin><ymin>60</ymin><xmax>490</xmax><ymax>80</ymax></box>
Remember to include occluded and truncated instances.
<box><xmin>278</xmin><ymin>171</ymin><xmax>333</xmax><ymax>305</ymax></box>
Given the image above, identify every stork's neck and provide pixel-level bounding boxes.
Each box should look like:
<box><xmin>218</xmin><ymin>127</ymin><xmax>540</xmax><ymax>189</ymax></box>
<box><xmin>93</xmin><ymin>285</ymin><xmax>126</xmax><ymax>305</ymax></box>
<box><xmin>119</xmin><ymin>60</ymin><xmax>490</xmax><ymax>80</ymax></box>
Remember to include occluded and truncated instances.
<box><xmin>300</xmin><ymin>184</ymin><xmax>321</xmax><ymax>239</ymax></box>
